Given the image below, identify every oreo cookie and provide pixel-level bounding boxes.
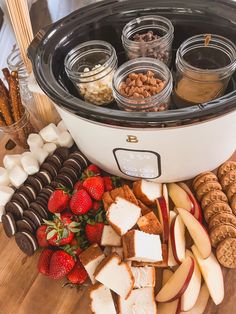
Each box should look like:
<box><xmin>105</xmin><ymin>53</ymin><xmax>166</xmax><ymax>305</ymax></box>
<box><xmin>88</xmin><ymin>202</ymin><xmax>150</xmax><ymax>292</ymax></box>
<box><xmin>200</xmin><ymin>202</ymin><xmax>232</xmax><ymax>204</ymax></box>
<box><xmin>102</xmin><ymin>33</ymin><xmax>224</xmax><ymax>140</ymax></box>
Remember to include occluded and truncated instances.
<box><xmin>40</xmin><ymin>162</ymin><xmax>58</xmax><ymax>178</ymax></box>
<box><xmin>45</xmin><ymin>155</ymin><xmax>62</xmax><ymax>171</ymax></box>
<box><xmin>25</xmin><ymin>176</ymin><xmax>43</xmax><ymax>194</ymax></box>
<box><xmin>36</xmin><ymin>196</ymin><xmax>48</xmax><ymax>208</ymax></box>
<box><xmin>69</xmin><ymin>151</ymin><xmax>88</xmax><ymax>168</ymax></box>
<box><xmin>29</xmin><ymin>202</ymin><xmax>49</xmax><ymax>219</ymax></box>
<box><xmin>50</xmin><ymin>181</ymin><xmax>61</xmax><ymax>189</ymax></box>
<box><xmin>35</xmin><ymin>170</ymin><xmax>52</xmax><ymax>186</ymax></box>
<box><xmin>54</xmin><ymin>147</ymin><xmax>70</xmax><ymax>161</ymax></box>
<box><xmin>23</xmin><ymin>210</ymin><xmax>43</xmax><ymax>228</ymax></box>
<box><xmin>2</xmin><ymin>213</ymin><xmax>17</xmax><ymax>237</ymax></box>
<box><xmin>15</xmin><ymin>231</ymin><xmax>38</xmax><ymax>256</ymax></box>
<box><xmin>18</xmin><ymin>185</ymin><xmax>37</xmax><ymax>203</ymax></box>
<box><xmin>5</xmin><ymin>201</ymin><xmax>24</xmax><ymax>220</ymax></box>
<box><xmin>63</xmin><ymin>158</ymin><xmax>82</xmax><ymax>173</ymax></box>
<box><xmin>12</xmin><ymin>192</ymin><xmax>30</xmax><ymax>210</ymax></box>
<box><xmin>55</xmin><ymin>174</ymin><xmax>73</xmax><ymax>189</ymax></box>
<box><xmin>59</xmin><ymin>167</ymin><xmax>78</xmax><ymax>183</ymax></box>
<box><xmin>16</xmin><ymin>218</ymin><xmax>36</xmax><ymax>233</ymax></box>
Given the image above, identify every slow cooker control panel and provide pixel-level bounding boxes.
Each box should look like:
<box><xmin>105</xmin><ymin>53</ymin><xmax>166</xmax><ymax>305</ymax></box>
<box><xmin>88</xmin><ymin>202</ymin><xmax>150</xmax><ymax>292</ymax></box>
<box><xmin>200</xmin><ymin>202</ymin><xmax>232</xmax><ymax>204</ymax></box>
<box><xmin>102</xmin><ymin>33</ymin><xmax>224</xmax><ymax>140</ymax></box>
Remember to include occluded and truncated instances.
<box><xmin>113</xmin><ymin>148</ymin><xmax>161</xmax><ymax>179</ymax></box>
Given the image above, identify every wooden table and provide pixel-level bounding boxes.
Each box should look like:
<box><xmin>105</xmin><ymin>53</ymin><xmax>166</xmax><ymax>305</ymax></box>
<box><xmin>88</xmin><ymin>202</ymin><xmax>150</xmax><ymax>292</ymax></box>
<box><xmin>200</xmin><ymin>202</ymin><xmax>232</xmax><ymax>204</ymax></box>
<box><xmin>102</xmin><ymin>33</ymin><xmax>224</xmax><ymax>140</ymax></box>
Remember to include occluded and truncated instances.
<box><xmin>0</xmin><ymin>135</ymin><xmax>235</xmax><ymax>314</ymax></box>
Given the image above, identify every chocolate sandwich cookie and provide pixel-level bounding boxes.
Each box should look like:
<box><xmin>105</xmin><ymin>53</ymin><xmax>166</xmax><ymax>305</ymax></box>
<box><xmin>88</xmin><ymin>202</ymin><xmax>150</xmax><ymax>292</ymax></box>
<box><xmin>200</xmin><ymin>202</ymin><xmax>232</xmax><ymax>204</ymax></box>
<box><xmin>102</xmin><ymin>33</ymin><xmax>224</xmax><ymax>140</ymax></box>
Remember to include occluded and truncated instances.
<box><xmin>209</xmin><ymin>212</ymin><xmax>236</xmax><ymax>230</ymax></box>
<box><xmin>69</xmin><ymin>151</ymin><xmax>88</xmax><ymax>168</ymax></box>
<box><xmin>196</xmin><ymin>180</ymin><xmax>222</xmax><ymax>201</ymax></box>
<box><xmin>12</xmin><ymin>192</ymin><xmax>30</xmax><ymax>210</ymax></box>
<box><xmin>226</xmin><ymin>182</ymin><xmax>236</xmax><ymax>202</ymax></box>
<box><xmin>54</xmin><ymin>147</ymin><xmax>70</xmax><ymax>161</ymax></box>
<box><xmin>210</xmin><ymin>223</ymin><xmax>236</xmax><ymax>248</ymax></box>
<box><xmin>15</xmin><ymin>231</ymin><xmax>38</xmax><ymax>256</ymax></box>
<box><xmin>5</xmin><ymin>201</ymin><xmax>24</xmax><ymax>220</ymax></box>
<box><xmin>35</xmin><ymin>170</ymin><xmax>52</xmax><ymax>186</ymax></box>
<box><xmin>204</xmin><ymin>201</ymin><xmax>232</xmax><ymax>223</ymax></box>
<box><xmin>25</xmin><ymin>176</ymin><xmax>43</xmax><ymax>194</ymax></box>
<box><xmin>23</xmin><ymin>210</ymin><xmax>43</xmax><ymax>228</ymax></box>
<box><xmin>38</xmin><ymin>187</ymin><xmax>54</xmax><ymax>200</ymax></box>
<box><xmin>50</xmin><ymin>181</ymin><xmax>61</xmax><ymax>189</ymax></box>
<box><xmin>2</xmin><ymin>213</ymin><xmax>17</xmax><ymax>237</ymax></box>
<box><xmin>45</xmin><ymin>155</ymin><xmax>62</xmax><ymax>171</ymax></box>
<box><xmin>29</xmin><ymin>202</ymin><xmax>49</xmax><ymax>219</ymax></box>
<box><xmin>35</xmin><ymin>196</ymin><xmax>48</xmax><ymax>208</ymax></box>
<box><xmin>216</xmin><ymin>238</ymin><xmax>236</xmax><ymax>268</ymax></box>
<box><xmin>40</xmin><ymin>162</ymin><xmax>58</xmax><ymax>178</ymax></box>
<box><xmin>201</xmin><ymin>190</ymin><xmax>228</xmax><ymax>209</ymax></box>
<box><xmin>218</xmin><ymin>161</ymin><xmax>236</xmax><ymax>180</ymax></box>
<box><xmin>59</xmin><ymin>167</ymin><xmax>78</xmax><ymax>183</ymax></box>
<box><xmin>63</xmin><ymin>158</ymin><xmax>82</xmax><ymax>173</ymax></box>
<box><xmin>193</xmin><ymin>172</ymin><xmax>218</xmax><ymax>191</ymax></box>
<box><xmin>18</xmin><ymin>185</ymin><xmax>37</xmax><ymax>203</ymax></box>
<box><xmin>55</xmin><ymin>174</ymin><xmax>74</xmax><ymax>189</ymax></box>
<box><xmin>16</xmin><ymin>217</ymin><xmax>36</xmax><ymax>233</ymax></box>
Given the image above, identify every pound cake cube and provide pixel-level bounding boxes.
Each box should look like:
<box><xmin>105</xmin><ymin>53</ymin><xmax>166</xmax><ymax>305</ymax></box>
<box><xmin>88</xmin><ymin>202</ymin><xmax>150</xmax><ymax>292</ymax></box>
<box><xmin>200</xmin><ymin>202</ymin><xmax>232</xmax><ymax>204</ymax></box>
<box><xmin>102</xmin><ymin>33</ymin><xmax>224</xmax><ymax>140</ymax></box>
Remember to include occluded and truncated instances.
<box><xmin>101</xmin><ymin>225</ymin><xmax>121</xmax><ymax>247</ymax></box>
<box><xmin>137</xmin><ymin>211</ymin><xmax>163</xmax><ymax>235</ymax></box>
<box><xmin>89</xmin><ymin>283</ymin><xmax>116</xmax><ymax>314</ymax></box>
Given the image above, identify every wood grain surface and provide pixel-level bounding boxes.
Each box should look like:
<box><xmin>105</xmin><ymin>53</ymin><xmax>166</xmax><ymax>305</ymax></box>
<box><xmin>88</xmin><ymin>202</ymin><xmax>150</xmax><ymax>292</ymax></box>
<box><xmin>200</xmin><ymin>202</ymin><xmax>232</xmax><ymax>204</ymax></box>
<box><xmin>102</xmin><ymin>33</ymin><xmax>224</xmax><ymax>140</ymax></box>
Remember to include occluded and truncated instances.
<box><xmin>0</xmin><ymin>134</ymin><xmax>235</xmax><ymax>314</ymax></box>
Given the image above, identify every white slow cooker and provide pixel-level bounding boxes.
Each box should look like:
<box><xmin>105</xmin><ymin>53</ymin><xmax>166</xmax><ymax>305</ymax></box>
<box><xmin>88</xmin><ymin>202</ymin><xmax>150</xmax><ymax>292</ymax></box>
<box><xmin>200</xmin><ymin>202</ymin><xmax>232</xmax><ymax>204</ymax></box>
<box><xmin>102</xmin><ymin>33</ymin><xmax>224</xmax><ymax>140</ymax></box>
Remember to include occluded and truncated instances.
<box><xmin>28</xmin><ymin>0</ymin><xmax>236</xmax><ymax>182</ymax></box>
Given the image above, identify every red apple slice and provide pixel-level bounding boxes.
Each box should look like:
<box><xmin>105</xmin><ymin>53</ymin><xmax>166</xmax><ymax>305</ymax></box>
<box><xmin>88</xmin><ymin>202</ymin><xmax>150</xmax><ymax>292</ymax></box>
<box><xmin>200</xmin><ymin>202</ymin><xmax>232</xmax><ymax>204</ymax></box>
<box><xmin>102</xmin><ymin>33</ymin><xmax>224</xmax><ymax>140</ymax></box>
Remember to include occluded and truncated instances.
<box><xmin>181</xmin><ymin>250</ymin><xmax>201</xmax><ymax>311</ymax></box>
<box><xmin>191</xmin><ymin>245</ymin><xmax>224</xmax><ymax>305</ymax></box>
<box><xmin>156</xmin><ymin>196</ymin><xmax>169</xmax><ymax>243</ymax></box>
<box><xmin>168</xmin><ymin>183</ymin><xmax>194</xmax><ymax>214</ymax></box>
<box><xmin>158</xmin><ymin>269</ymin><xmax>181</xmax><ymax>314</ymax></box>
<box><xmin>180</xmin><ymin>283</ymin><xmax>209</xmax><ymax>314</ymax></box>
<box><xmin>168</xmin><ymin>211</ymin><xmax>178</xmax><ymax>267</ymax></box>
<box><xmin>156</xmin><ymin>256</ymin><xmax>194</xmax><ymax>303</ymax></box>
<box><xmin>163</xmin><ymin>184</ymin><xmax>170</xmax><ymax>212</ymax></box>
<box><xmin>178</xmin><ymin>182</ymin><xmax>203</xmax><ymax>223</ymax></box>
<box><xmin>176</xmin><ymin>208</ymin><xmax>211</xmax><ymax>259</ymax></box>
<box><xmin>170</xmin><ymin>215</ymin><xmax>186</xmax><ymax>264</ymax></box>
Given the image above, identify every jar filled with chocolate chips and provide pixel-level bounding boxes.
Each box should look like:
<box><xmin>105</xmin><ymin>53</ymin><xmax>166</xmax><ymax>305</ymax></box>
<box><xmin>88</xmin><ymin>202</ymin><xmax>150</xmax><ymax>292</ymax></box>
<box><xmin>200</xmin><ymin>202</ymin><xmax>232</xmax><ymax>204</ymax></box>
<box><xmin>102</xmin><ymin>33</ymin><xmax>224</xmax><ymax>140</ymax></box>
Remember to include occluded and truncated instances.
<box><xmin>122</xmin><ymin>15</ymin><xmax>174</xmax><ymax>66</ymax></box>
<box><xmin>112</xmin><ymin>57</ymin><xmax>173</xmax><ymax>112</ymax></box>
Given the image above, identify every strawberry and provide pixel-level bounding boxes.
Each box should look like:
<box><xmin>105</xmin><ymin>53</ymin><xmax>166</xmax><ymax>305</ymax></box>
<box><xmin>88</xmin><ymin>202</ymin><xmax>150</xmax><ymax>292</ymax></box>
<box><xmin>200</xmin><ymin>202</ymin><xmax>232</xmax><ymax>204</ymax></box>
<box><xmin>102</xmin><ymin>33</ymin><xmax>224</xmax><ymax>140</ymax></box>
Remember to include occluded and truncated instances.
<box><xmin>49</xmin><ymin>250</ymin><xmax>75</xmax><ymax>279</ymax></box>
<box><xmin>85</xmin><ymin>222</ymin><xmax>104</xmax><ymax>244</ymax></box>
<box><xmin>92</xmin><ymin>201</ymin><xmax>101</xmax><ymax>212</ymax></box>
<box><xmin>67</xmin><ymin>260</ymin><xmax>88</xmax><ymax>284</ymax></box>
<box><xmin>83</xmin><ymin>176</ymin><xmax>104</xmax><ymax>201</ymax></box>
<box><xmin>70</xmin><ymin>238</ymin><xmax>83</xmax><ymax>257</ymax></box>
<box><xmin>84</xmin><ymin>164</ymin><xmax>101</xmax><ymax>177</ymax></box>
<box><xmin>103</xmin><ymin>176</ymin><xmax>114</xmax><ymax>191</ymax></box>
<box><xmin>36</xmin><ymin>225</ymin><xmax>49</xmax><ymax>247</ymax></box>
<box><xmin>38</xmin><ymin>249</ymin><xmax>54</xmax><ymax>276</ymax></box>
<box><xmin>73</xmin><ymin>180</ymin><xmax>83</xmax><ymax>191</ymax></box>
<box><xmin>48</xmin><ymin>188</ymin><xmax>70</xmax><ymax>213</ymax></box>
<box><xmin>70</xmin><ymin>189</ymin><xmax>92</xmax><ymax>215</ymax></box>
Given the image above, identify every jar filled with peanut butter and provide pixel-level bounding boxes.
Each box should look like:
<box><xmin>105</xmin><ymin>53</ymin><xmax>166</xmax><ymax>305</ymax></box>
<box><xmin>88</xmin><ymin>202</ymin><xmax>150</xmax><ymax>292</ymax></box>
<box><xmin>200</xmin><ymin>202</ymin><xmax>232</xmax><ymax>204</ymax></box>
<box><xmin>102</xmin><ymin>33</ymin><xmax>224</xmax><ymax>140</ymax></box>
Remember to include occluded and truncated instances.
<box><xmin>173</xmin><ymin>34</ymin><xmax>236</xmax><ymax>108</ymax></box>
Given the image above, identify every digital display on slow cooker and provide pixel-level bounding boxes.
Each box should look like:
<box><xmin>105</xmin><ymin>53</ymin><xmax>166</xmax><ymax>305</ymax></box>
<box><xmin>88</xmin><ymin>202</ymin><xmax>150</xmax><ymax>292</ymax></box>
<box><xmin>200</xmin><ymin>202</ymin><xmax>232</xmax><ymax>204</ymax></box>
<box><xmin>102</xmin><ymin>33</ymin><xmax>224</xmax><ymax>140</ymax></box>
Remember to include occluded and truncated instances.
<box><xmin>113</xmin><ymin>149</ymin><xmax>161</xmax><ymax>179</ymax></box>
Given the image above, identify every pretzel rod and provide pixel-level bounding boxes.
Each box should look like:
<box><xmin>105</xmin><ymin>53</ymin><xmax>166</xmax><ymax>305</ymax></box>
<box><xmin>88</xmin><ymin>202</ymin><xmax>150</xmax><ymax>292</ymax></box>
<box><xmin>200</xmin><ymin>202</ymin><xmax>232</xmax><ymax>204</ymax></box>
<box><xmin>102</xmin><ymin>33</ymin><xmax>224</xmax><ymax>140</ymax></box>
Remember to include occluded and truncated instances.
<box><xmin>8</xmin><ymin>75</ymin><xmax>21</xmax><ymax>122</ymax></box>
<box><xmin>0</xmin><ymin>92</ymin><xmax>13</xmax><ymax>125</ymax></box>
<box><xmin>0</xmin><ymin>112</ymin><xmax>6</xmax><ymax>127</ymax></box>
<box><xmin>0</xmin><ymin>78</ymin><xmax>10</xmax><ymax>100</ymax></box>
<box><xmin>2</xmin><ymin>68</ymin><xmax>10</xmax><ymax>83</ymax></box>
<box><xmin>11</xmin><ymin>71</ymin><xmax>24</xmax><ymax>117</ymax></box>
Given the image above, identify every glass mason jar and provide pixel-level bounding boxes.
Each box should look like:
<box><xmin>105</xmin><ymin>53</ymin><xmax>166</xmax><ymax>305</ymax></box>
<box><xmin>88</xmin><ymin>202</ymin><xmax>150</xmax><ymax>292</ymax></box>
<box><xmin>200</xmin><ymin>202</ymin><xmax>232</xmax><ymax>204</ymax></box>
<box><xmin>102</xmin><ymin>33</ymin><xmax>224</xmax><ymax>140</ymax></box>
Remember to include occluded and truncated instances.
<box><xmin>65</xmin><ymin>40</ymin><xmax>118</xmax><ymax>106</ymax></box>
<box><xmin>0</xmin><ymin>109</ymin><xmax>34</xmax><ymax>149</ymax></box>
<box><xmin>173</xmin><ymin>34</ymin><xmax>236</xmax><ymax>108</ymax></box>
<box><xmin>112</xmin><ymin>57</ymin><xmax>173</xmax><ymax>112</ymax></box>
<box><xmin>122</xmin><ymin>15</ymin><xmax>174</xmax><ymax>66</ymax></box>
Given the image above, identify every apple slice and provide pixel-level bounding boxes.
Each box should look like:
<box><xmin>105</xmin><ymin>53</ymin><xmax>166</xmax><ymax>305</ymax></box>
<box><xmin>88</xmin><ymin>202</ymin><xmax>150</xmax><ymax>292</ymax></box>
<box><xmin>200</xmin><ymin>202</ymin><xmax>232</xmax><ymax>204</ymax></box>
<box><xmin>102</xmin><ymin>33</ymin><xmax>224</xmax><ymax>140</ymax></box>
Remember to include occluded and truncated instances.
<box><xmin>168</xmin><ymin>183</ymin><xmax>194</xmax><ymax>214</ymax></box>
<box><xmin>191</xmin><ymin>245</ymin><xmax>224</xmax><ymax>305</ymax></box>
<box><xmin>168</xmin><ymin>211</ymin><xmax>178</xmax><ymax>267</ymax></box>
<box><xmin>181</xmin><ymin>250</ymin><xmax>201</xmax><ymax>311</ymax></box>
<box><xmin>180</xmin><ymin>283</ymin><xmax>209</xmax><ymax>314</ymax></box>
<box><xmin>176</xmin><ymin>208</ymin><xmax>211</xmax><ymax>259</ymax></box>
<box><xmin>158</xmin><ymin>269</ymin><xmax>181</xmax><ymax>314</ymax></box>
<box><xmin>170</xmin><ymin>215</ymin><xmax>186</xmax><ymax>264</ymax></box>
<box><xmin>178</xmin><ymin>182</ymin><xmax>203</xmax><ymax>223</ymax></box>
<box><xmin>156</xmin><ymin>196</ymin><xmax>169</xmax><ymax>243</ymax></box>
<box><xmin>163</xmin><ymin>184</ymin><xmax>170</xmax><ymax>211</ymax></box>
<box><xmin>156</xmin><ymin>256</ymin><xmax>194</xmax><ymax>303</ymax></box>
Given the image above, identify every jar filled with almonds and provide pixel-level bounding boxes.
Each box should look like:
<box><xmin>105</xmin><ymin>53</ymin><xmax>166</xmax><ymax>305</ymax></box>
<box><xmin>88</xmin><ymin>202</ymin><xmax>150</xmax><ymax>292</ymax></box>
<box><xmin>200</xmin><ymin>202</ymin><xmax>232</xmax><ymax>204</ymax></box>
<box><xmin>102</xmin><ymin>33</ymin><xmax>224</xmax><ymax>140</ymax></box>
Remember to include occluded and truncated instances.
<box><xmin>65</xmin><ymin>40</ymin><xmax>118</xmax><ymax>106</ymax></box>
<box><xmin>112</xmin><ymin>58</ymin><xmax>172</xmax><ymax>112</ymax></box>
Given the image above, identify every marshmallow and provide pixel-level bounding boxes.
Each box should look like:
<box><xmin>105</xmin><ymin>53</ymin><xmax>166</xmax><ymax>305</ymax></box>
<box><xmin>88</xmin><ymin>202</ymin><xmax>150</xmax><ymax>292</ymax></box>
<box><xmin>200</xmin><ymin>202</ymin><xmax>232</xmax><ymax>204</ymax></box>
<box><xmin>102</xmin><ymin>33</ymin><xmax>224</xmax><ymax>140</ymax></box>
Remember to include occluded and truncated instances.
<box><xmin>0</xmin><ymin>167</ymin><xmax>10</xmax><ymax>186</ymax></box>
<box><xmin>30</xmin><ymin>147</ymin><xmax>49</xmax><ymax>165</ymax></box>
<box><xmin>9</xmin><ymin>165</ymin><xmax>28</xmax><ymax>188</ymax></box>
<box><xmin>58</xmin><ymin>131</ymin><xmax>74</xmax><ymax>148</ymax></box>
<box><xmin>3</xmin><ymin>154</ymin><xmax>21</xmax><ymax>170</ymax></box>
<box><xmin>39</xmin><ymin>123</ymin><xmax>61</xmax><ymax>142</ymax></box>
<box><xmin>57</xmin><ymin>120</ymin><xmax>68</xmax><ymax>132</ymax></box>
<box><xmin>0</xmin><ymin>205</ymin><xmax>5</xmax><ymax>222</ymax></box>
<box><xmin>27</xmin><ymin>133</ymin><xmax>44</xmax><ymax>148</ymax></box>
<box><xmin>0</xmin><ymin>186</ymin><xmax>15</xmax><ymax>206</ymax></box>
<box><xmin>43</xmin><ymin>143</ymin><xmax>57</xmax><ymax>155</ymax></box>
<box><xmin>21</xmin><ymin>154</ymin><xmax>39</xmax><ymax>175</ymax></box>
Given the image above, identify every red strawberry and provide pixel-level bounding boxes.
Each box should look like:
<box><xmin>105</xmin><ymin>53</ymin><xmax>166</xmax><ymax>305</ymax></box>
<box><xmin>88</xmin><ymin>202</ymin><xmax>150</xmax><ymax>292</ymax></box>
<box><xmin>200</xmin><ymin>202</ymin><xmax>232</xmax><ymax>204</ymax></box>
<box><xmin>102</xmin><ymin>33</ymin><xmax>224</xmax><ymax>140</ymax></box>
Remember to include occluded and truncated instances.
<box><xmin>85</xmin><ymin>223</ymin><xmax>104</xmax><ymax>244</ymax></box>
<box><xmin>70</xmin><ymin>238</ymin><xmax>83</xmax><ymax>257</ymax></box>
<box><xmin>83</xmin><ymin>176</ymin><xmax>104</xmax><ymax>201</ymax></box>
<box><xmin>49</xmin><ymin>250</ymin><xmax>75</xmax><ymax>279</ymax></box>
<box><xmin>48</xmin><ymin>188</ymin><xmax>70</xmax><ymax>213</ymax></box>
<box><xmin>84</xmin><ymin>164</ymin><xmax>101</xmax><ymax>177</ymax></box>
<box><xmin>61</xmin><ymin>211</ymin><xmax>73</xmax><ymax>220</ymax></box>
<box><xmin>70</xmin><ymin>189</ymin><xmax>92</xmax><ymax>215</ymax></box>
<box><xmin>103</xmin><ymin>176</ymin><xmax>114</xmax><ymax>191</ymax></box>
<box><xmin>38</xmin><ymin>249</ymin><xmax>54</xmax><ymax>276</ymax></box>
<box><xmin>73</xmin><ymin>180</ymin><xmax>83</xmax><ymax>191</ymax></box>
<box><xmin>36</xmin><ymin>225</ymin><xmax>49</xmax><ymax>247</ymax></box>
<box><xmin>67</xmin><ymin>260</ymin><xmax>88</xmax><ymax>284</ymax></box>
<box><xmin>92</xmin><ymin>201</ymin><xmax>101</xmax><ymax>212</ymax></box>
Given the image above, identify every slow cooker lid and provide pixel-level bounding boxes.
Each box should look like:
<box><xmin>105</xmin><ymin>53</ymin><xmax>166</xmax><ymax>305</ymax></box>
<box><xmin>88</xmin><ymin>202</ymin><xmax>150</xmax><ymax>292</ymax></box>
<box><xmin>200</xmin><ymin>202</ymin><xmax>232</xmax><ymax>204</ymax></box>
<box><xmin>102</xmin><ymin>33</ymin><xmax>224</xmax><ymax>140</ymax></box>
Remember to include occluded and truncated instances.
<box><xmin>28</xmin><ymin>0</ymin><xmax>236</xmax><ymax>128</ymax></box>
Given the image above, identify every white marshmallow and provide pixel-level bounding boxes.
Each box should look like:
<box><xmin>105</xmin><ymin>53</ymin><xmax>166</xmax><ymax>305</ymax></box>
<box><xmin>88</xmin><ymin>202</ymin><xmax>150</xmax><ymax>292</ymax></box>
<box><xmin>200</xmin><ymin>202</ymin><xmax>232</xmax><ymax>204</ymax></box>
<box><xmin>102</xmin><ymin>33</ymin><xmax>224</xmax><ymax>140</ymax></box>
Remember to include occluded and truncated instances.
<box><xmin>57</xmin><ymin>120</ymin><xmax>68</xmax><ymax>132</ymax></box>
<box><xmin>39</xmin><ymin>123</ymin><xmax>61</xmax><ymax>142</ymax></box>
<box><xmin>0</xmin><ymin>186</ymin><xmax>15</xmax><ymax>206</ymax></box>
<box><xmin>3</xmin><ymin>154</ymin><xmax>21</xmax><ymax>170</ymax></box>
<box><xmin>30</xmin><ymin>147</ymin><xmax>49</xmax><ymax>165</ymax></box>
<box><xmin>0</xmin><ymin>167</ymin><xmax>10</xmax><ymax>186</ymax></box>
<box><xmin>0</xmin><ymin>205</ymin><xmax>5</xmax><ymax>222</ymax></box>
<box><xmin>27</xmin><ymin>133</ymin><xmax>44</xmax><ymax>148</ymax></box>
<box><xmin>43</xmin><ymin>142</ymin><xmax>57</xmax><ymax>155</ymax></box>
<box><xmin>9</xmin><ymin>165</ymin><xmax>28</xmax><ymax>188</ymax></box>
<box><xmin>21</xmin><ymin>154</ymin><xmax>39</xmax><ymax>175</ymax></box>
<box><xmin>58</xmin><ymin>131</ymin><xmax>74</xmax><ymax>148</ymax></box>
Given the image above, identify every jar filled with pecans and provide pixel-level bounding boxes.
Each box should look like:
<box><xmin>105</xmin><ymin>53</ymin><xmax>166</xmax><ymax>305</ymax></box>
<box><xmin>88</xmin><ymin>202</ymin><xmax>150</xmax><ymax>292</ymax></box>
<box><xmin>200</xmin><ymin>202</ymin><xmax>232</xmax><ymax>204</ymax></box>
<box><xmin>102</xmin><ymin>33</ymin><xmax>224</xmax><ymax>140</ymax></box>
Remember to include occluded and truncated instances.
<box><xmin>112</xmin><ymin>57</ymin><xmax>173</xmax><ymax>112</ymax></box>
<box><xmin>65</xmin><ymin>40</ymin><xmax>118</xmax><ymax>106</ymax></box>
<box><xmin>122</xmin><ymin>15</ymin><xmax>174</xmax><ymax>66</ymax></box>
